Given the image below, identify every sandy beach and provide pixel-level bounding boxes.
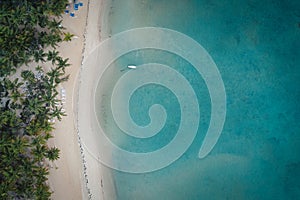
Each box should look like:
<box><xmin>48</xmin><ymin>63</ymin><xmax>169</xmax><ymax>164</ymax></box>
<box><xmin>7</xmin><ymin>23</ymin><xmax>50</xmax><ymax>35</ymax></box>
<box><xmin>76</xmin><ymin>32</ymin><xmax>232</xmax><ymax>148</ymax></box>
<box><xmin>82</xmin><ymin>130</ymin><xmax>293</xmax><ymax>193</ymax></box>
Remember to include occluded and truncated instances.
<box><xmin>48</xmin><ymin>0</ymin><xmax>115</xmax><ymax>199</ymax></box>
<box><xmin>47</xmin><ymin>1</ymin><xmax>88</xmax><ymax>199</ymax></box>
<box><xmin>78</xmin><ymin>0</ymin><xmax>117</xmax><ymax>199</ymax></box>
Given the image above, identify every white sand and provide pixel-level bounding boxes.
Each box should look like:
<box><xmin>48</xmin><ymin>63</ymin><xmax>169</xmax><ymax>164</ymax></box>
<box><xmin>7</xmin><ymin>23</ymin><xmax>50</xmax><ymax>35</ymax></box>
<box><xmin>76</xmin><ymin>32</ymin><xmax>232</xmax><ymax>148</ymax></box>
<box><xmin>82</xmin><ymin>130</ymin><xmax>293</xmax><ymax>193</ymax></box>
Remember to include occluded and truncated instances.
<box><xmin>47</xmin><ymin>1</ymin><xmax>88</xmax><ymax>199</ymax></box>
<box><xmin>77</xmin><ymin>0</ymin><xmax>117</xmax><ymax>199</ymax></box>
<box><xmin>48</xmin><ymin>0</ymin><xmax>116</xmax><ymax>199</ymax></box>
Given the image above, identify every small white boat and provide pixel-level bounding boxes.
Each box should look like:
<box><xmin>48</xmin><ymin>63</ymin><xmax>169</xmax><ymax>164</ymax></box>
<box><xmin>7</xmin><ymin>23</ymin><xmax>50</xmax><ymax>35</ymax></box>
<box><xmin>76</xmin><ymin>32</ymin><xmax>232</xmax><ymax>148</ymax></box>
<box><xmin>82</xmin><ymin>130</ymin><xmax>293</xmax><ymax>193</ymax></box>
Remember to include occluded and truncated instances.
<box><xmin>127</xmin><ymin>65</ymin><xmax>137</xmax><ymax>69</ymax></box>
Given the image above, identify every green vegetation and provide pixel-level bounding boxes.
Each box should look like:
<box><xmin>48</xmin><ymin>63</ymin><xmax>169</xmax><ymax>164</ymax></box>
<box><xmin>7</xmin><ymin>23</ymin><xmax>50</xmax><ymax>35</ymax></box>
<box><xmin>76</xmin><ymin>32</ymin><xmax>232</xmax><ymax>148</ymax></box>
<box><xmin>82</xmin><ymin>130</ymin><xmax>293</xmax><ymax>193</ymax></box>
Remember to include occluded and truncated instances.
<box><xmin>0</xmin><ymin>0</ymin><xmax>73</xmax><ymax>199</ymax></box>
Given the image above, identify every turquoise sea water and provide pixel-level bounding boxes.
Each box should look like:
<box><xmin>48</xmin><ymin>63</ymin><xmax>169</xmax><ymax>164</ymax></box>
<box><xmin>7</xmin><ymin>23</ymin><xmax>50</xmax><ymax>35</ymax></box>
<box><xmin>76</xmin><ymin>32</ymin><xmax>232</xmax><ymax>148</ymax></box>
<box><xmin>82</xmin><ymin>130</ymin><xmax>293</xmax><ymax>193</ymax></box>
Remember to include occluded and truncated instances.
<box><xmin>96</xmin><ymin>0</ymin><xmax>300</xmax><ymax>199</ymax></box>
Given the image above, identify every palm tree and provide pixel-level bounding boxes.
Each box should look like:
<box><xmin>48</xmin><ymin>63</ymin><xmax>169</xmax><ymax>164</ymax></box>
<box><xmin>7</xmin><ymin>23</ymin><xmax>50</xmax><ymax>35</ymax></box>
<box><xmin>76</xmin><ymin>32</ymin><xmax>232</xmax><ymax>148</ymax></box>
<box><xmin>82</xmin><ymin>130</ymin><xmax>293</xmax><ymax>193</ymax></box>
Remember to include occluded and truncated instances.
<box><xmin>34</xmin><ymin>180</ymin><xmax>51</xmax><ymax>199</ymax></box>
<box><xmin>40</xmin><ymin>91</ymin><xmax>55</xmax><ymax>105</ymax></box>
<box><xmin>35</xmin><ymin>66</ymin><xmax>43</xmax><ymax>72</ymax></box>
<box><xmin>46</xmin><ymin>50</ymin><xmax>59</xmax><ymax>65</ymax></box>
<box><xmin>21</xmin><ymin>70</ymin><xmax>35</xmax><ymax>83</ymax></box>
<box><xmin>56</xmin><ymin>57</ymin><xmax>70</xmax><ymax>72</ymax></box>
<box><xmin>55</xmin><ymin>74</ymin><xmax>69</xmax><ymax>85</ymax></box>
<box><xmin>46</xmin><ymin>67</ymin><xmax>64</xmax><ymax>87</ymax></box>
<box><xmin>9</xmin><ymin>78</ymin><xmax>24</xmax><ymax>103</ymax></box>
<box><xmin>32</xmin><ymin>144</ymin><xmax>48</xmax><ymax>162</ymax></box>
<box><xmin>26</xmin><ymin>97</ymin><xmax>44</xmax><ymax>115</ymax></box>
<box><xmin>43</xmin><ymin>132</ymin><xmax>53</xmax><ymax>140</ymax></box>
<box><xmin>50</xmin><ymin>106</ymin><xmax>66</xmax><ymax>121</ymax></box>
<box><xmin>3</xmin><ymin>78</ymin><xmax>14</xmax><ymax>91</ymax></box>
<box><xmin>63</xmin><ymin>32</ymin><xmax>74</xmax><ymax>42</ymax></box>
<box><xmin>0</xmin><ymin>110</ymin><xmax>22</xmax><ymax>135</ymax></box>
<box><xmin>33</xmin><ymin>50</ymin><xmax>47</xmax><ymax>63</ymax></box>
<box><xmin>48</xmin><ymin>19</ymin><xmax>64</xmax><ymax>34</ymax></box>
<box><xmin>48</xmin><ymin>0</ymin><xmax>69</xmax><ymax>16</ymax></box>
<box><xmin>43</xmin><ymin>33</ymin><xmax>62</xmax><ymax>48</ymax></box>
<box><xmin>46</xmin><ymin>147</ymin><xmax>60</xmax><ymax>161</ymax></box>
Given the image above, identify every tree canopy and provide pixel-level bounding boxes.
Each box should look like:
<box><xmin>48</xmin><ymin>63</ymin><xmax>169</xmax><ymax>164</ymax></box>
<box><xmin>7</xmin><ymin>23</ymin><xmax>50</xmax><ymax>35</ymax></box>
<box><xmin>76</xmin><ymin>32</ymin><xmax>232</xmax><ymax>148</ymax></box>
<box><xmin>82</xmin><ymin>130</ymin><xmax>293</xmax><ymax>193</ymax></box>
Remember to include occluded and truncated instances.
<box><xmin>0</xmin><ymin>0</ymin><xmax>72</xmax><ymax>199</ymax></box>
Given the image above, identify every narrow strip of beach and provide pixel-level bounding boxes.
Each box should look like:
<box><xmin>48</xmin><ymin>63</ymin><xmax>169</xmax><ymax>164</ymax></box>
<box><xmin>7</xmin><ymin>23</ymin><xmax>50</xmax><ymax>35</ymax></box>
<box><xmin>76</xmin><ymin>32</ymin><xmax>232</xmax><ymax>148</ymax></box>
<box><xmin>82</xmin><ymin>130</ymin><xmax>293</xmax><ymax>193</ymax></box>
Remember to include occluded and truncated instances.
<box><xmin>48</xmin><ymin>0</ymin><xmax>116</xmax><ymax>199</ymax></box>
<box><xmin>77</xmin><ymin>0</ymin><xmax>117</xmax><ymax>198</ymax></box>
<box><xmin>47</xmin><ymin>1</ymin><xmax>88</xmax><ymax>199</ymax></box>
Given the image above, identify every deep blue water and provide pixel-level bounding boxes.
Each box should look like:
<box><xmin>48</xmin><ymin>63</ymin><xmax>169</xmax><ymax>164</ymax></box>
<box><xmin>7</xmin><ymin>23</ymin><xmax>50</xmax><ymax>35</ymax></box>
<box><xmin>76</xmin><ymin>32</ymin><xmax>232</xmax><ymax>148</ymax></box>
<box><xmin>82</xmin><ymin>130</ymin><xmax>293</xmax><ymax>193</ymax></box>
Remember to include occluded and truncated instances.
<box><xmin>96</xmin><ymin>0</ymin><xmax>300</xmax><ymax>199</ymax></box>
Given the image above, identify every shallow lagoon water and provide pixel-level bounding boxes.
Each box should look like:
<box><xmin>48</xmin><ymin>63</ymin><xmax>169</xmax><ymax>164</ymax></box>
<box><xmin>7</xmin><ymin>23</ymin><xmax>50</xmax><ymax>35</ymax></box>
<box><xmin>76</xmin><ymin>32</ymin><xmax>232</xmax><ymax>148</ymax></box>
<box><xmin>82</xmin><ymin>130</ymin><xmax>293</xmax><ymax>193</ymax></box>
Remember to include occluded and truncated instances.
<box><xmin>96</xmin><ymin>0</ymin><xmax>300</xmax><ymax>199</ymax></box>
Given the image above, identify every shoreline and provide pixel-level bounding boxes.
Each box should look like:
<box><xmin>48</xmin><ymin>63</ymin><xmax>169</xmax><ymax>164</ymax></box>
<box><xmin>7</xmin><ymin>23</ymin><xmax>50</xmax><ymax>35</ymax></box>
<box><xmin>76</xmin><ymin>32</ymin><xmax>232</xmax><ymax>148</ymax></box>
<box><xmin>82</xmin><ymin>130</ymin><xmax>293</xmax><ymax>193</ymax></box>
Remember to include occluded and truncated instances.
<box><xmin>77</xmin><ymin>0</ymin><xmax>117</xmax><ymax>199</ymax></box>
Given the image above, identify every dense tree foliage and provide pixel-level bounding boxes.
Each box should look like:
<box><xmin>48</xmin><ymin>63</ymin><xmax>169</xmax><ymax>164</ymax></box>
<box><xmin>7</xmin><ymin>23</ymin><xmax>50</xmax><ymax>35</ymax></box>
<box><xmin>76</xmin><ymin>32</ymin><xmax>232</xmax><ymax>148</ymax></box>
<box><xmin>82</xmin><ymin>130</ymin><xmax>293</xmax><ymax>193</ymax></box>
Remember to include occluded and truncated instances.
<box><xmin>0</xmin><ymin>0</ymin><xmax>72</xmax><ymax>199</ymax></box>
